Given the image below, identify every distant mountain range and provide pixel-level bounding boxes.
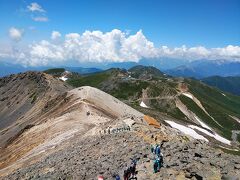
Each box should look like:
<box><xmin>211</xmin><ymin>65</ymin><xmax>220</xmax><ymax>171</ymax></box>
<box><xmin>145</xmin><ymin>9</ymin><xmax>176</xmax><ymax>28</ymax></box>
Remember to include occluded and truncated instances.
<box><xmin>0</xmin><ymin>62</ymin><xmax>102</xmax><ymax>77</ymax></box>
<box><xmin>1</xmin><ymin>59</ymin><xmax>240</xmax><ymax>79</ymax></box>
<box><xmin>165</xmin><ymin>60</ymin><xmax>240</xmax><ymax>78</ymax></box>
<box><xmin>102</xmin><ymin>58</ymin><xmax>188</xmax><ymax>70</ymax></box>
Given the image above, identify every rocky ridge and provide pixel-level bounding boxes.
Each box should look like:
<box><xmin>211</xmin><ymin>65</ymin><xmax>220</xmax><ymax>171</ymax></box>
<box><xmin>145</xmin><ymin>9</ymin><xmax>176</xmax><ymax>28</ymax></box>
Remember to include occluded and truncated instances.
<box><xmin>0</xmin><ymin>71</ymin><xmax>240</xmax><ymax>179</ymax></box>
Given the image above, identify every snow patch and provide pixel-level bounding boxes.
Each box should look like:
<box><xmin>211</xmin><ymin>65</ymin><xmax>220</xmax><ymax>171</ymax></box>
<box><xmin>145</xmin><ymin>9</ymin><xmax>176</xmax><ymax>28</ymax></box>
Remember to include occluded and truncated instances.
<box><xmin>189</xmin><ymin>125</ymin><xmax>231</xmax><ymax>145</ymax></box>
<box><xmin>165</xmin><ymin>120</ymin><xmax>208</xmax><ymax>141</ymax></box>
<box><xmin>194</xmin><ymin>115</ymin><xmax>212</xmax><ymax>130</ymax></box>
<box><xmin>221</xmin><ymin>93</ymin><xmax>226</xmax><ymax>96</ymax></box>
<box><xmin>219</xmin><ymin>145</ymin><xmax>239</xmax><ymax>151</ymax></box>
<box><xmin>182</xmin><ymin>92</ymin><xmax>193</xmax><ymax>99</ymax></box>
<box><xmin>229</xmin><ymin>115</ymin><xmax>240</xmax><ymax>124</ymax></box>
<box><xmin>59</xmin><ymin>76</ymin><xmax>68</xmax><ymax>81</ymax></box>
<box><xmin>140</xmin><ymin>101</ymin><xmax>148</xmax><ymax>108</ymax></box>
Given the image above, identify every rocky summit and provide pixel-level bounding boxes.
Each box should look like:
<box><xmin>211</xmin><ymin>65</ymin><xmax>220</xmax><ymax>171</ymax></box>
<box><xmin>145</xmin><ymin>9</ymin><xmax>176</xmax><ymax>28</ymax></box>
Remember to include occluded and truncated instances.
<box><xmin>0</xmin><ymin>71</ymin><xmax>240</xmax><ymax>180</ymax></box>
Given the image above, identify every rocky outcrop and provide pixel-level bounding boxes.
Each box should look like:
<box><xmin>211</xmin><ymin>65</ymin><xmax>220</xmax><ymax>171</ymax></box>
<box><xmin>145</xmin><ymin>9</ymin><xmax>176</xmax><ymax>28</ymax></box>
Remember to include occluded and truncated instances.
<box><xmin>2</xmin><ymin>128</ymin><xmax>240</xmax><ymax>180</ymax></box>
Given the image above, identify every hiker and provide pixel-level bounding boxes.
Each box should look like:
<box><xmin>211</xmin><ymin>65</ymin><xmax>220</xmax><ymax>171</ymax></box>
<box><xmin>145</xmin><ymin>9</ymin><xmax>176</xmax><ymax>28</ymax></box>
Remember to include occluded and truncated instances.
<box><xmin>113</xmin><ymin>174</ymin><xmax>120</xmax><ymax>180</ymax></box>
<box><xmin>130</xmin><ymin>158</ymin><xmax>138</xmax><ymax>178</ymax></box>
<box><xmin>115</xmin><ymin>174</ymin><xmax>120</xmax><ymax>180</ymax></box>
<box><xmin>160</xmin><ymin>152</ymin><xmax>163</xmax><ymax>168</ymax></box>
<box><xmin>153</xmin><ymin>159</ymin><xmax>158</xmax><ymax>173</ymax></box>
<box><xmin>112</xmin><ymin>129</ymin><xmax>116</xmax><ymax>133</ymax></box>
<box><xmin>123</xmin><ymin>165</ymin><xmax>130</xmax><ymax>180</ymax></box>
<box><xmin>155</xmin><ymin>144</ymin><xmax>161</xmax><ymax>157</ymax></box>
<box><xmin>151</xmin><ymin>144</ymin><xmax>155</xmax><ymax>153</ymax></box>
<box><xmin>156</xmin><ymin>156</ymin><xmax>161</xmax><ymax>171</ymax></box>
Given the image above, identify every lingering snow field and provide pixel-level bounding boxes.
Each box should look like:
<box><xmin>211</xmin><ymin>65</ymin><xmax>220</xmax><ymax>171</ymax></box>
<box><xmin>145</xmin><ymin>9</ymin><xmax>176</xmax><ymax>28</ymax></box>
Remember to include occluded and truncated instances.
<box><xmin>188</xmin><ymin>125</ymin><xmax>231</xmax><ymax>145</ymax></box>
<box><xmin>165</xmin><ymin>120</ymin><xmax>208</xmax><ymax>141</ymax></box>
<box><xmin>182</xmin><ymin>92</ymin><xmax>193</xmax><ymax>99</ymax></box>
<box><xmin>59</xmin><ymin>76</ymin><xmax>68</xmax><ymax>81</ymax></box>
<box><xmin>165</xmin><ymin>120</ymin><xmax>231</xmax><ymax>145</ymax></box>
<box><xmin>194</xmin><ymin>115</ymin><xmax>212</xmax><ymax>130</ymax></box>
<box><xmin>140</xmin><ymin>101</ymin><xmax>148</xmax><ymax>108</ymax></box>
<box><xmin>229</xmin><ymin>115</ymin><xmax>240</xmax><ymax>124</ymax></box>
<box><xmin>221</xmin><ymin>93</ymin><xmax>226</xmax><ymax>96</ymax></box>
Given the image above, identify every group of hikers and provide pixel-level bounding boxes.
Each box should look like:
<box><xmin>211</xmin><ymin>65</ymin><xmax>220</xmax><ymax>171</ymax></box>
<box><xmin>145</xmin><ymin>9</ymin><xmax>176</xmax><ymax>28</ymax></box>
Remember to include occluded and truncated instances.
<box><xmin>100</xmin><ymin>125</ymin><xmax>131</xmax><ymax>135</ymax></box>
<box><xmin>151</xmin><ymin>144</ymin><xmax>163</xmax><ymax>173</ymax></box>
<box><xmin>97</xmin><ymin>144</ymin><xmax>163</xmax><ymax>180</ymax></box>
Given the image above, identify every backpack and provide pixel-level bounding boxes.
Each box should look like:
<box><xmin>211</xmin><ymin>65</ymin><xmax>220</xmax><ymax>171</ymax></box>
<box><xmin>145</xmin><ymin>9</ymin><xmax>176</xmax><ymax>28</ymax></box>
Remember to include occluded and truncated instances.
<box><xmin>156</xmin><ymin>146</ymin><xmax>161</xmax><ymax>155</ymax></box>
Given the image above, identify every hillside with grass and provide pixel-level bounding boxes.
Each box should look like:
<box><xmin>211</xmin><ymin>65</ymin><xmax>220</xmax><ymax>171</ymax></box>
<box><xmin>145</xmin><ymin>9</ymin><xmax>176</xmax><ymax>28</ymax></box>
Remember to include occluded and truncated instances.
<box><xmin>61</xmin><ymin>66</ymin><xmax>240</xmax><ymax>146</ymax></box>
<box><xmin>202</xmin><ymin>76</ymin><xmax>240</xmax><ymax>96</ymax></box>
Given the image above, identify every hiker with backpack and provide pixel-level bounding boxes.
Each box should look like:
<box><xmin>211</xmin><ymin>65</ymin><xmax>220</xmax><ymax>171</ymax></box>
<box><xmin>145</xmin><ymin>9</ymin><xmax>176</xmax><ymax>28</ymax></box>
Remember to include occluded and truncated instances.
<box><xmin>123</xmin><ymin>165</ymin><xmax>130</xmax><ymax>180</ymax></box>
<box><xmin>153</xmin><ymin>159</ymin><xmax>159</xmax><ymax>173</ymax></box>
<box><xmin>151</xmin><ymin>144</ymin><xmax>155</xmax><ymax>153</ymax></box>
<box><xmin>129</xmin><ymin>159</ymin><xmax>137</xmax><ymax>179</ymax></box>
<box><xmin>155</xmin><ymin>144</ymin><xmax>161</xmax><ymax>157</ymax></box>
<box><xmin>151</xmin><ymin>143</ymin><xmax>163</xmax><ymax>173</ymax></box>
<box><xmin>156</xmin><ymin>156</ymin><xmax>162</xmax><ymax>171</ymax></box>
<box><xmin>113</xmin><ymin>174</ymin><xmax>120</xmax><ymax>180</ymax></box>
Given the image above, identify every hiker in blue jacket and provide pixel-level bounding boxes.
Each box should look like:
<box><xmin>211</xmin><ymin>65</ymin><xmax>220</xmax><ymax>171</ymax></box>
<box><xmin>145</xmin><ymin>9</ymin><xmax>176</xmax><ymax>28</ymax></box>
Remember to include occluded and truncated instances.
<box><xmin>155</xmin><ymin>144</ymin><xmax>161</xmax><ymax>157</ymax></box>
<box><xmin>153</xmin><ymin>159</ymin><xmax>158</xmax><ymax>173</ymax></box>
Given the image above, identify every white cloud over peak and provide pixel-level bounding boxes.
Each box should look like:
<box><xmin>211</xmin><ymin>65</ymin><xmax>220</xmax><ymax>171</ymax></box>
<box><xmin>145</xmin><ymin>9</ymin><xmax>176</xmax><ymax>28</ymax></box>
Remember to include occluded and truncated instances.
<box><xmin>51</xmin><ymin>31</ymin><xmax>61</xmax><ymax>40</ymax></box>
<box><xmin>32</xmin><ymin>16</ymin><xmax>49</xmax><ymax>22</ymax></box>
<box><xmin>8</xmin><ymin>27</ymin><xmax>24</xmax><ymax>41</ymax></box>
<box><xmin>157</xmin><ymin>45</ymin><xmax>240</xmax><ymax>60</ymax></box>
<box><xmin>1</xmin><ymin>29</ymin><xmax>240</xmax><ymax>66</ymax></box>
<box><xmin>61</xmin><ymin>29</ymin><xmax>156</xmax><ymax>63</ymax></box>
<box><xmin>27</xmin><ymin>2</ymin><xmax>45</xmax><ymax>12</ymax></box>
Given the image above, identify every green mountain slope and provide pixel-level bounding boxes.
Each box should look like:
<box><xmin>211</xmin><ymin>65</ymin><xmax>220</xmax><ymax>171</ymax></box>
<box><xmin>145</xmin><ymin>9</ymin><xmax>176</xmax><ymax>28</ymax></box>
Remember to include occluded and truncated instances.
<box><xmin>64</xmin><ymin>66</ymin><xmax>240</xmax><ymax>144</ymax></box>
<box><xmin>202</xmin><ymin>76</ymin><xmax>240</xmax><ymax>96</ymax></box>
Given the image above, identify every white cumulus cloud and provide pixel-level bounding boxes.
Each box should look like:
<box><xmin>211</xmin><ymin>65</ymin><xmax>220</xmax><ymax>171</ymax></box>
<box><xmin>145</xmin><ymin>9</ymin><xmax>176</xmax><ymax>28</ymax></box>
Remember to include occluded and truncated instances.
<box><xmin>61</xmin><ymin>29</ymin><xmax>157</xmax><ymax>63</ymax></box>
<box><xmin>27</xmin><ymin>2</ymin><xmax>45</xmax><ymax>12</ymax></box>
<box><xmin>157</xmin><ymin>45</ymin><xmax>240</xmax><ymax>60</ymax></box>
<box><xmin>51</xmin><ymin>31</ymin><xmax>61</xmax><ymax>40</ymax></box>
<box><xmin>8</xmin><ymin>27</ymin><xmax>24</xmax><ymax>41</ymax></box>
<box><xmin>1</xmin><ymin>29</ymin><xmax>240</xmax><ymax>66</ymax></box>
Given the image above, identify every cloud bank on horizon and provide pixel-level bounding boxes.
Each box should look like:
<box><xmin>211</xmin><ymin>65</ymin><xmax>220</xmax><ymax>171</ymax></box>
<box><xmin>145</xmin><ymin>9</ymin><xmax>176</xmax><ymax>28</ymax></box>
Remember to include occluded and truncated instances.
<box><xmin>1</xmin><ymin>28</ymin><xmax>240</xmax><ymax>66</ymax></box>
<box><xmin>0</xmin><ymin>1</ymin><xmax>240</xmax><ymax>67</ymax></box>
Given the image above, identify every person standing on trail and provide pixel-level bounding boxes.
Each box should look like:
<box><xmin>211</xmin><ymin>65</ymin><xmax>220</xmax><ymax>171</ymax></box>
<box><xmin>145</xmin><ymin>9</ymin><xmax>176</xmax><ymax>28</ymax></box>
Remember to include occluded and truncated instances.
<box><xmin>156</xmin><ymin>156</ymin><xmax>161</xmax><ymax>171</ymax></box>
<box><xmin>130</xmin><ymin>159</ymin><xmax>137</xmax><ymax>178</ymax></box>
<box><xmin>151</xmin><ymin>144</ymin><xmax>155</xmax><ymax>153</ymax></box>
<box><xmin>115</xmin><ymin>174</ymin><xmax>120</xmax><ymax>180</ymax></box>
<box><xmin>123</xmin><ymin>165</ymin><xmax>129</xmax><ymax>180</ymax></box>
<box><xmin>155</xmin><ymin>144</ymin><xmax>161</xmax><ymax>157</ymax></box>
<box><xmin>153</xmin><ymin>159</ymin><xmax>158</xmax><ymax>173</ymax></box>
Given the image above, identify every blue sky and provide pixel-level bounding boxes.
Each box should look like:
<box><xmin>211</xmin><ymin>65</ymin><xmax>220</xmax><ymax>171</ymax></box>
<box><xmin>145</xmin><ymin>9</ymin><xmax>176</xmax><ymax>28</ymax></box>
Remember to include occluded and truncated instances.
<box><xmin>1</xmin><ymin>0</ymin><xmax>239</xmax><ymax>46</ymax></box>
<box><xmin>0</xmin><ymin>0</ymin><xmax>239</xmax><ymax>66</ymax></box>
